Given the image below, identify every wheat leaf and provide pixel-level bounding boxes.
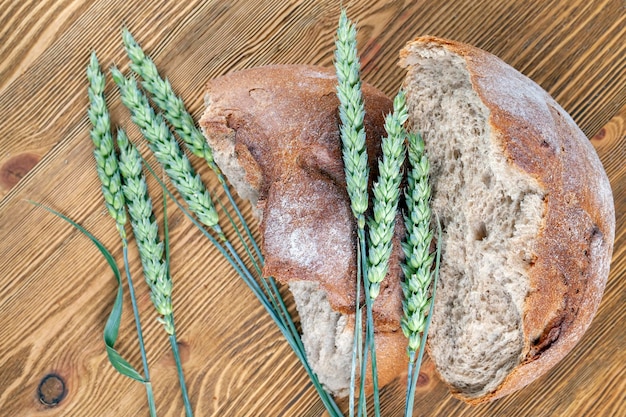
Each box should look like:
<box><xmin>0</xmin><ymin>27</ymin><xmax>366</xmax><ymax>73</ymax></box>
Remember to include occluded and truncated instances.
<box><xmin>28</xmin><ymin>201</ymin><xmax>146</xmax><ymax>382</ymax></box>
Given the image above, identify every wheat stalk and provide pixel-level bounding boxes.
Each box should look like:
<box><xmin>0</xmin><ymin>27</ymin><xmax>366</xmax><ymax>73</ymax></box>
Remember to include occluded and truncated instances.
<box><xmin>367</xmin><ymin>91</ymin><xmax>408</xmax><ymax>300</ymax></box>
<box><xmin>121</xmin><ymin>29</ymin><xmax>263</xmax><ymax>262</ymax></box>
<box><xmin>401</xmin><ymin>130</ymin><xmax>439</xmax><ymax>417</ymax></box>
<box><xmin>87</xmin><ymin>52</ymin><xmax>157</xmax><ymax>417</ymax></box>
<box><xmin>334</xmin><ymin>9</ymin><xmax>373</xmax><ymax>417</ymax></box>
<box><xmin>111</xmin><ymin>67</ymin><xmax>221</xmax><ymax>234</ymax></box>
<box><xmin>121</xmin><ymin>30</ymin><xmax>343</xmax><ymax>416</ymax></box>
<box><xmin>116</xmin><ymin>129</ymin><xmax>194</xmax><ymax>416</ymax></box>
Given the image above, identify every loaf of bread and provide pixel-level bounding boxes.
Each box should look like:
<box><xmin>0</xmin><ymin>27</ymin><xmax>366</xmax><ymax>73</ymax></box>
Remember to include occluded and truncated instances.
<box><xmin>199</xmin><ymin>39</ymin><xmax>615</xmax><ymax>403</ymax></box>
<box><xmin>199</xmin><ymin>65</ymin><xmax>407</xmax><ymax>397</ymax></box>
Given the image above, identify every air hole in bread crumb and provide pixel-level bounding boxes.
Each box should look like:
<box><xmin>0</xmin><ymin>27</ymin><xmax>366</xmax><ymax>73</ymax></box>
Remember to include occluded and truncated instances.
<box><xmin>474</xmin><ymin>222</ymin><xmax>488</xmax><ymax>241</ymax></box>
<box><xmin>482</xmin><ymin>173</ymin><xmax>492</xmax><ymax>188</ymax></box>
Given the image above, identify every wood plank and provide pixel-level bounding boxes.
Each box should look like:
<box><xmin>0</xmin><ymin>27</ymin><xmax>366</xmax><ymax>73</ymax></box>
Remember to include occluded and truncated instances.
<box><xmin>0</xmin><ymin>0</ymin><xmax>624</xmax><ymax>416</ymax></box>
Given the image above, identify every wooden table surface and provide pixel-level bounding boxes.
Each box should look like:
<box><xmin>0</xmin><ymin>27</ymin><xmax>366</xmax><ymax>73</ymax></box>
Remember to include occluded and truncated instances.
<box><xmin>0</xmin><ymin>0</ymin><xmax>624</xmax><ymax>416</ymax></box>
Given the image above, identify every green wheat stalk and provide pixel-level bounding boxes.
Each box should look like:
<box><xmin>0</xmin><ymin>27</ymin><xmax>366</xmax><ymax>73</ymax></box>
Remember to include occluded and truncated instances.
<box><xmin>112</xmin><ymin>62</ymin><xmax>342</xmax><ymax>416</ymax></box>
<box><xmin>335</xmin><ymin>8</ymin><xmax>371</xmax><ymax>417</ymax></box>
<box><xmin>143</xmin><ymin>161</ymin><xmax>343</xmax><ymax>417</ymax></box>
<box><xmin>401</xmin><ymin>131</ymin><xmax>433</xmax><ymax>355</ymax></box>
<box><xmin>116</xmin><ymin>129</ymin><xmax>193</xmax><ymax>417</ymax></box>
<box><xmin>401</xmin><ymin>131</ymin><xmax>437</xmax><ymax>417</ymax></box>
<box><xmin>87</xmin><ymin>53</ymin><xmax>127</xmax><ymax>240</ymax></box>
<box><xmin>87</xmin><ymin>51</ymin><xmax>157</xmax><ymax>417</ymax></box>
<box><xmin>111</xmin><ymin>67</ymin><xmax>221</xmax><ymax>237</ymax></box>
<box><xmin>112</xmin><ymin>52</ymin><xmax>342</xmax><ymax>416</ymax></box>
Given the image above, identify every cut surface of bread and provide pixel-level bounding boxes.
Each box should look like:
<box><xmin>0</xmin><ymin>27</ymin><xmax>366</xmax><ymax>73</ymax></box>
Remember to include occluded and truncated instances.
<box><xmin>289</xmin><ymin>281</ymin><xmax>353</xmax><ymax>397</ymax></box>
<box><xmin>400</xmin><ymin>37</ymin><xmax>615</xmax><ymax>402</ymax></box>
<box><xmin>402</xmin><ymin>42</ymin><xmax>544</xmax><ymax>398</ymax></box>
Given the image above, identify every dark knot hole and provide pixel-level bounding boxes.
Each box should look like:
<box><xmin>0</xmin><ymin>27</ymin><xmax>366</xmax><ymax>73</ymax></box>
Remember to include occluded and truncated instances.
<box><xmin>38</xmin><ymin>373</ymin><xmax>66</xmax><ymax>407</ymax></box>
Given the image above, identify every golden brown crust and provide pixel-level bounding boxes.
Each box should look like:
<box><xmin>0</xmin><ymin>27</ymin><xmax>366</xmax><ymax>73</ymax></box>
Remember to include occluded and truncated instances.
<box><xmin>200</xmin><ymin>65</ymin><xmax>399</xmax><ymax>314</ymax></box>
<box><xmin>400</xmin><ymin>36</ymin><xmax>615</xmax><ymax>403</ymax></box>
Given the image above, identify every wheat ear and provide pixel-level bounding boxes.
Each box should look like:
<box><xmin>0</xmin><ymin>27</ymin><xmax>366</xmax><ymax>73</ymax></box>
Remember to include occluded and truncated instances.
<box><xmin>87</xmin><ymin>52</ymin><xmax>127</xmax><ymax>240</ymax></box>
<box><xmin>111</xmin><ymin>67</ymin><xmax>220</xmax><ymax>233</ymax></box>
<box><xmin>335</xmin><ymin>9</ymin><xmax>373</xmax><ymax>417</ymax></box>
<box><xmin>121</xmin><ymin>29</ymin><xmax>262</xmax><ymax>262</ymax></box>
<box><xmin>121</xmin><ymin>29</ymin><xmax>216</xmax><ymax>168</ymax></box>
<box><xmin>335</xmin><ymin>9</ymin><xmax>368</xmax><ymax>225</ymax></box>
<box><xmin>401</xmin><ymin>131</ymin><xmax>435</xmax><ymax>353</ymax></box>
<box><xmin>116</xmin><ymin>128</ymin><xmax>174</xmax><ymax>333</ymax></box>
<box><xmin>367</xmin><ymin>91</ymin><xmax>408</xmax><ymax>300</ymax></box>
<box><xmin>117</xmin><ymin>129</ymin><xmax>194</xmax><ymax>416</ymax></box>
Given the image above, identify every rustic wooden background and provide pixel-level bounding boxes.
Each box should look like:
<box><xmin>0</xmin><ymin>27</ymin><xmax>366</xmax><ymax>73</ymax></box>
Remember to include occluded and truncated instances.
<box><xmin>0</xmin><ymin>0</ymin><xmax>624</xmax><ymax>416</ymax></box>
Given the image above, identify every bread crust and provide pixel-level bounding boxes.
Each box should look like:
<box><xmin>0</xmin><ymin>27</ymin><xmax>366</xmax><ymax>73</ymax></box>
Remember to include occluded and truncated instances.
<box><xmin>400</xmin><ymin>37</ymin><xmax>615</xmax><ymax>403</ymax></box>
<box><xmin>200</xmin><ymin>65</ymin><xmax>408</xmax><ymax>391</ymax></box>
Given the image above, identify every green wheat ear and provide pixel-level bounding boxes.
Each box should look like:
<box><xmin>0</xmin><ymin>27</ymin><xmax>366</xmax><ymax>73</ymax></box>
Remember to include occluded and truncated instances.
<box><xmin>87</xmin><ymin>52</ymin><xmax>127</xmax><ymax>240</ymax></box>
<box><xmin>111</xmin><ymin>67</ymin><xmax>220</xmax><ymax>231</ymax></box>
<box><xmin>401</xmin><ymin>131</ymin><xmax>435</xmax><ymax>353</ymax></box>
<box><xmin>367</xmin><ymin>91</ymin><xmax>408</xmax><ymax>300</ymax></box>
<box><xmin>122</xmin><ymin>29</ymin><xmax>216</xmax><ymax>167</ymax></box>
<box><xmin>335</xmin><ymin>9</ymin><xmax>368</xmax><ymax>224</ymax></box>
<box><xmin>117</xmin><ymin>128</ymin><xmax>174</xmax><ymax>334</ymax></box>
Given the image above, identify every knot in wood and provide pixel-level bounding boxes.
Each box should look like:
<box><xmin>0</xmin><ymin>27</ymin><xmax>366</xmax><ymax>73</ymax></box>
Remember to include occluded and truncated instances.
<box><xmin>37</xmin><ymin>373</ymin><xmax>66</xmax><ymax>407</ymax></box>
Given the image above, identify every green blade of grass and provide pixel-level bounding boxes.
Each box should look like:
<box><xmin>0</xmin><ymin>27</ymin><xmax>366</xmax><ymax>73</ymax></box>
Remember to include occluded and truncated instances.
<box><xmin>29</xmin><ymin>201</ymin><xmax>146</xmax><ymax>382</ymax></box>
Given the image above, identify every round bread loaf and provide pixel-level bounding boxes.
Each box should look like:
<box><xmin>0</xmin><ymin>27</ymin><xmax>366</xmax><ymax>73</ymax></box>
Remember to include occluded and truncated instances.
<box><xmin>199</xmin><ymin>46</ymin><xmax>615</xmax><ymax>403</ymax></box>
<box><xmin>400</xmin><ymin>37</ymin><xmax>615</xmax><ymax>403</ymax></box>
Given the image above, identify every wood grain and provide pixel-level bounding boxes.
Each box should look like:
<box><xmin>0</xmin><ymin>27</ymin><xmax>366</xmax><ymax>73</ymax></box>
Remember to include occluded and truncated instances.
<box><xmin>0</xmin><ymin>0</ymin><xmax>624</xmax><ymax>416</ymax></box>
